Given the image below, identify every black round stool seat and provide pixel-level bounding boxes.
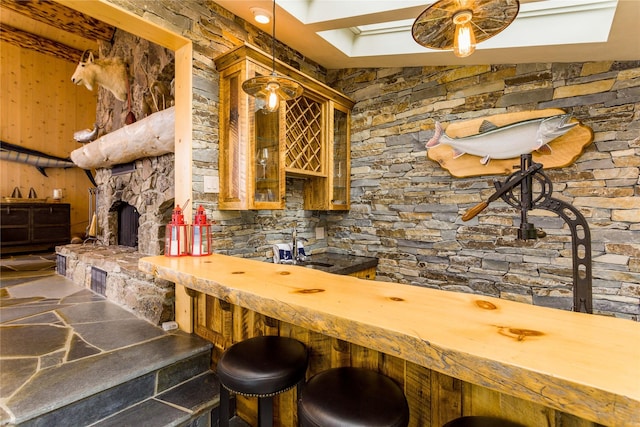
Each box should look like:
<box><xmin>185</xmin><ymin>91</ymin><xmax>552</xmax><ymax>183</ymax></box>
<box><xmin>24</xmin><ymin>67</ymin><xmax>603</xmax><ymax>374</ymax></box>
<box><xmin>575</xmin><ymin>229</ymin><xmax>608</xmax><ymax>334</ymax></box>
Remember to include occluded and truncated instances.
<box><xmin>217</xmin><ymin>335</ymin><xmax>308</xmax><ymax>396</ymax></box>
<box><xmin>443</xmin><ymin>416</ymin><xmax>525</xmax><ymax>427</ymax></box>
<box><xmin>217</xmin><ymin>336</ymin><xmax>308</xmax><ymax>427</ymax></box>
<box><xmin>298</xmin><ymin>367</ymin><xmax>410</xmax><ymax>427</ymax></box>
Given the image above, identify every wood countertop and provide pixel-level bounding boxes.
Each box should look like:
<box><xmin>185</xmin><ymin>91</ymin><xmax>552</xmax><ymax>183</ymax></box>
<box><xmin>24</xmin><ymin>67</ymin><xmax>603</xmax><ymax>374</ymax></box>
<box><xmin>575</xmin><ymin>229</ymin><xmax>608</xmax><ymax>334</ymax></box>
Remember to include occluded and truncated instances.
<box><xmin>139</xmin><ymin>254</ymin><xmax>640</xmax><ymax>426</ymax></box>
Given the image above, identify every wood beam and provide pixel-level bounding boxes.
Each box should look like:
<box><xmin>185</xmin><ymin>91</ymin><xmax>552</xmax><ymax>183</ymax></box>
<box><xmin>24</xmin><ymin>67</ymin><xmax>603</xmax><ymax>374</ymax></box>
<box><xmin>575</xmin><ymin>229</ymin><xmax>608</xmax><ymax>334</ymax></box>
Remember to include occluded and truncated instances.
<box><xmin>1</xmin><ymin>0</ymin><xmax>115</xmax><ymax>42</ymax></box>
<box><xmin>0</xmin><ymin>23</ymin><xmax>83</xmax><ymax>62</ymax></box>
<box><xmin>70</xmin><ymin>107</ymin><xmax>176</xmax><ymax>169</ymax></box>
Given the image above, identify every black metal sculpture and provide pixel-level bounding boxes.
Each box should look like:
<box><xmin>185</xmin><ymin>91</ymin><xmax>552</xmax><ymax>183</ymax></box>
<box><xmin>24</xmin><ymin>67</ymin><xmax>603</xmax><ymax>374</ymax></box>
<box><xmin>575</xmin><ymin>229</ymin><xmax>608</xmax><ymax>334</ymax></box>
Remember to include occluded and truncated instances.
<box><xmin>462</xmin><ymin>153</ymin><xmax>593</xmax><ymax>313</ymax></box>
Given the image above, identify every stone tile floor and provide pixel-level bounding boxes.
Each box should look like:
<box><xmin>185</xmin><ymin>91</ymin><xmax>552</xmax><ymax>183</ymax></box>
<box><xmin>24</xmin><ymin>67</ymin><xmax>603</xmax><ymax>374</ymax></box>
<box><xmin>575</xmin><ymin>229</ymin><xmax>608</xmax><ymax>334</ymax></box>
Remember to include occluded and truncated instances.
<box><xmin>0</xmin><ymin>253</ymin><xmax>219</xmax><ymax>426</ymax></box>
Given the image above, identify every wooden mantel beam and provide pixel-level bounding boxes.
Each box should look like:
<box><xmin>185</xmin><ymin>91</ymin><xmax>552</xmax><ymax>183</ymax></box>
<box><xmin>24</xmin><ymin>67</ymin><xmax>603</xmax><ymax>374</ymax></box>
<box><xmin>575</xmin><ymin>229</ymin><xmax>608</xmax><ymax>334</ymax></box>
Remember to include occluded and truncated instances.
<box><xmin>0</xmin><ymin>23</ymin><xmax>83</xmax><ymax>62</ymax></box>
<box><xmin>1</xmin><ymin>0</ymin><xmax>115</xmax><ymax>42</ymax></box>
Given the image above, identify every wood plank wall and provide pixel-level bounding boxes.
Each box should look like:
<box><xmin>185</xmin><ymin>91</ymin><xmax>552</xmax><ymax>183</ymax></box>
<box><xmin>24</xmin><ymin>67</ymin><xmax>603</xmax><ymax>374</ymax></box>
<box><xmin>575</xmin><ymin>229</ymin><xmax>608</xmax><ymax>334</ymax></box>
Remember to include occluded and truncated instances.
<box><xmin>1</xmin><ymin>41</ymin><xmax>96</xmax><ymax>238</ymax></box>
<box><xmin>195</xmin><ymin>293</ymin><xmax>600</xmax><ymax>427</ymax></box>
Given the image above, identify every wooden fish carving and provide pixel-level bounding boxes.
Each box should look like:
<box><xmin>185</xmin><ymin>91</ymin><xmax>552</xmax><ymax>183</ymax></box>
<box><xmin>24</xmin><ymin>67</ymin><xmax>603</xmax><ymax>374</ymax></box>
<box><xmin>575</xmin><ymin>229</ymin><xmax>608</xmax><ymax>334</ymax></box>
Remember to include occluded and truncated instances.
<box><xmin>426</xmin><ymin>114</ymin><xmax>578</xmax><ymax>165</ymax></box>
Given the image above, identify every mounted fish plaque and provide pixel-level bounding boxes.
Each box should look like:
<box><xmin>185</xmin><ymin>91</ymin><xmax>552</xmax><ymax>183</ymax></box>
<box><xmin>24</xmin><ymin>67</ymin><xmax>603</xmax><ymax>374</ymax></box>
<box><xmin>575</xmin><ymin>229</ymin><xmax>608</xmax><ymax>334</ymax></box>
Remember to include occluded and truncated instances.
<box><xmin>426</xmin><ymin>108</ymin><xmax>593</xmax><ymax>177</ymax></box>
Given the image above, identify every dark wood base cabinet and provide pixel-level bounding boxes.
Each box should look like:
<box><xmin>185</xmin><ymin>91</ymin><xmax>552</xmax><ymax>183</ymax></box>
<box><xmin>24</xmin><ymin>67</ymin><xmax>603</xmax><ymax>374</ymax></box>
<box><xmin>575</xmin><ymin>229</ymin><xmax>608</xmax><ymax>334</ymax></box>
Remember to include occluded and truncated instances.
<box><xmin>1</xmin><ymin>203</ymin><xmax>71</xmax><ymax>254</ymax></box>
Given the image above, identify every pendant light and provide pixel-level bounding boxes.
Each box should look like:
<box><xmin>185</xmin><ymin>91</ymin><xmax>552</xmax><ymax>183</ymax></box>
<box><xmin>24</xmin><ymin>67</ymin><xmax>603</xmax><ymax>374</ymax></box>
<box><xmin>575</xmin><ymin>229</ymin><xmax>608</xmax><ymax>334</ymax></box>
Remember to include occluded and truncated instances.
<box><xmin>242</xmin><ymin>0</ymin><xmax>303</xmax><ymax>112</ymax></box>
<box><xmin>412</xmin><ymin>0</ymin><xmax>520</xmax><ymax>58</ymax></box>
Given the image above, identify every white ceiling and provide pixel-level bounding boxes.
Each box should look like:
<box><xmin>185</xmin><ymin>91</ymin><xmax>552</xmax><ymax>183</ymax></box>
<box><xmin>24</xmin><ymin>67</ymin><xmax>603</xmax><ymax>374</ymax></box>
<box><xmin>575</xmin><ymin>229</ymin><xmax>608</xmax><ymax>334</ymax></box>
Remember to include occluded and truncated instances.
<box><xmin>214</xmin><ymin>0</ymin><xmax>640</xmax><ymax>69</ymax></box>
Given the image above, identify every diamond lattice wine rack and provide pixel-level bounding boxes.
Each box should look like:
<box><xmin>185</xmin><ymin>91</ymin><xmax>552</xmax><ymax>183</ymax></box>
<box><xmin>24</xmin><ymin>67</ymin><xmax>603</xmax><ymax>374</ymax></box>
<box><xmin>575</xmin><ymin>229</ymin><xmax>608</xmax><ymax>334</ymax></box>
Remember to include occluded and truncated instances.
<box><xmin>285</xmin><ymin>95</ymin><xmax>323</xmax><ymax>175</ymax></box>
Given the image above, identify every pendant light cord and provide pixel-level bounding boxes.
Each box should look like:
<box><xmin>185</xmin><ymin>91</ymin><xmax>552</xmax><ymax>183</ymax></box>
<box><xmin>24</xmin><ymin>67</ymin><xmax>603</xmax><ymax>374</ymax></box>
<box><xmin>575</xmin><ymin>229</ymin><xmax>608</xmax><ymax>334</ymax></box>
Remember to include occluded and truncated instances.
<box><xmin>271</xmin><ymin>0</ymin><xmax>276</xmax><ymax>74</ymax></box>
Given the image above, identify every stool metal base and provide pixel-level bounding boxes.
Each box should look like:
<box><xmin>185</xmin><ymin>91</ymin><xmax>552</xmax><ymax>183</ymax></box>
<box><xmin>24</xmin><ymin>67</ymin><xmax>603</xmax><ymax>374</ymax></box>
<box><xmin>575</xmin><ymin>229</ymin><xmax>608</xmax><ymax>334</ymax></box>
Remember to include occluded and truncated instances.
<box><xmin>220</xmin><ymin>388</ymin><xmax>274</xmax><ymax>427</ymax></box>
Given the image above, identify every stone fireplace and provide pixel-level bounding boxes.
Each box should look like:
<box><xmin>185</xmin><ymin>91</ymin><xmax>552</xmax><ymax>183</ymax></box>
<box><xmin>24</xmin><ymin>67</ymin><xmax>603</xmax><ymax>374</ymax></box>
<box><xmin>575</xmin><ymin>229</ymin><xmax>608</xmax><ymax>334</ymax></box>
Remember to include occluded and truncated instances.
<box><xmin>55</xmin><ymin>29</ymin><xmax>179</xmax><ymax>324</ymax></box>
<box><xmin>97</xmin><ymin>154</ymin><xmax>175</xmax><ymax>255</ymax></box>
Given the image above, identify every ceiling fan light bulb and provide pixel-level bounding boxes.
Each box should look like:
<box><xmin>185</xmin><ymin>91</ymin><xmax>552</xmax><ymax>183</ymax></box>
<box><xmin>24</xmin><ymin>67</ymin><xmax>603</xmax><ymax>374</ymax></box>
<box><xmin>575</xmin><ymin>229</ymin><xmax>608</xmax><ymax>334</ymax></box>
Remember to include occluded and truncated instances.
<box><xmin>453</xmin><ymin>11</ymin><xmax>476</xmax><ymax>58</ymax></box>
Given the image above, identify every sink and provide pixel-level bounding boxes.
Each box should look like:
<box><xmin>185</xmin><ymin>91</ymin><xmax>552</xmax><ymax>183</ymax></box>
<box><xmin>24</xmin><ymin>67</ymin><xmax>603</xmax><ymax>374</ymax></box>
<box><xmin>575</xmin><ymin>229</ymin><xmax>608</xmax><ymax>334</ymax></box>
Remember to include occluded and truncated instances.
<box><xmin>274</xmin><ymin>260</ymin><xmax>333</xmax><ymax>269</ymax></box>
<box><xmin>272</xmin><ymin>253</ymin><xmax>377</xmax><ymax>276</ymax></box>
<box><xmin>297</xmin><ymin>261</ymin><xmax>333</xmax><ymax>269</ymax></box>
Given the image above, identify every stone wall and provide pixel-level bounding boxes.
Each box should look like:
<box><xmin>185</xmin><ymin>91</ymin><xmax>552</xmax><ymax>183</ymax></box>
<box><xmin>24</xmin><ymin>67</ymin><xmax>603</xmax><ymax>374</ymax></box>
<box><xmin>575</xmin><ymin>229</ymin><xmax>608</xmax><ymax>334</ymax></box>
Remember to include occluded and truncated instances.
<box><xmin>326</xmin><ymin>63</ymin><xmax>640</xmax><ymax>320</ymax></box>
<box><xmin>59</xmin><ymin>152</ymin><xmax>174</xmax><ymax>323</ymax></box>
<box><xmin>89</xmin><ymin>28</ymin><xmax>176</xmax><ymax>256</ymax></box>
<box><xmin>96</xmin><ymin>29</ymin><xmax>175</xmax><ymax>136</ymax></box>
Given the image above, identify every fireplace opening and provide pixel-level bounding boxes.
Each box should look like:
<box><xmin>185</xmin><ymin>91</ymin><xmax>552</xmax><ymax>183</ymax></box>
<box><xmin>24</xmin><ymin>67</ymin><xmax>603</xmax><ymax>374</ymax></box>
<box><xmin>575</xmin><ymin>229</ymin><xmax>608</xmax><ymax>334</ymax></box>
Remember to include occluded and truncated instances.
<box><xmin>110</xmin><ymin>201</ymin><xmax>140</xmax><ymax>248</ymax></box>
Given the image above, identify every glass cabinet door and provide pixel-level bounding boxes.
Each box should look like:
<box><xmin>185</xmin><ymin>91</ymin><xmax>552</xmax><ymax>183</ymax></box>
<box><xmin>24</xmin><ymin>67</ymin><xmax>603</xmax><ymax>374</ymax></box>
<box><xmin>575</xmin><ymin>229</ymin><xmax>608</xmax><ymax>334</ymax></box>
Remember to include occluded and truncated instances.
<box><xmin>253</xmin><ymin>104</ymin><xmax>284</xmax><ymax>208</ymax></box>
<box><xmin>331</xmin><ymin>105</ymin><xmax>350</xmax><ymax>209</ymax></box>
<box><xmin>218</xmin><ymin>64</ymin><xmax>249</xmax><ymax>209</ymax></box>
<box><xmin>218</xmin><ymin>59</ymin><xmax>285</xmax><ymax>210</ymax></box>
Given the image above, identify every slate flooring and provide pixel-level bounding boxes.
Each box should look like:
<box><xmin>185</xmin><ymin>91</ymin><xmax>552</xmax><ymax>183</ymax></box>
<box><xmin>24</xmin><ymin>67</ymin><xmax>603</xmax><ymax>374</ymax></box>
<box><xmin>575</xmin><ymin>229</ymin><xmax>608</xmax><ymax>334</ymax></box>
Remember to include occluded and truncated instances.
<box><xmin>0</xmin><ymin>253</ymin><xmax>222</xmax><ymax>426</ymax></box>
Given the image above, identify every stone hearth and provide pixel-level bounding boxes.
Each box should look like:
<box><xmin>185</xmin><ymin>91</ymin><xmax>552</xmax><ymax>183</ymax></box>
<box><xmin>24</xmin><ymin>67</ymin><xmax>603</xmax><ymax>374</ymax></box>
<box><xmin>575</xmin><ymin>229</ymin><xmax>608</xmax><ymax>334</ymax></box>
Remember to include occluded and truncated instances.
<box><xmin>57</xmin><ymin>244</ymin><xmax>174</xmax><ymax>325</ymax></box>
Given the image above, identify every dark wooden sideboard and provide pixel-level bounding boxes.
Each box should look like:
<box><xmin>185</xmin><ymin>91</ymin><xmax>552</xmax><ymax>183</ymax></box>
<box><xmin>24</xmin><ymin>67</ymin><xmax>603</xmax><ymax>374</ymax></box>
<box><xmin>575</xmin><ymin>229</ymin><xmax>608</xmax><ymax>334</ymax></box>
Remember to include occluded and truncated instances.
<box><xmin>1</xmin><ymin>202</ymin><xmax>71</xmax><ymax>254</ymax></box>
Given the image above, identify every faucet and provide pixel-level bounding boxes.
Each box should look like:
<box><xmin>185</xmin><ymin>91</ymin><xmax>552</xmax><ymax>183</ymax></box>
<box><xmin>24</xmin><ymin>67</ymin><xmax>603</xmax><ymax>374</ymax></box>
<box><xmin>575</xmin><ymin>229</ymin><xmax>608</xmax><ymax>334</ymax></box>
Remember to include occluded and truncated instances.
<box><xmin>292</xmin><ymin>223</ymin><xmax>298</xmax><ymax>262</ymax></box>
<box><xmin>290</xmin><ymin>222</ymin><xmax>309</xmax><ymax>264</ymax></box>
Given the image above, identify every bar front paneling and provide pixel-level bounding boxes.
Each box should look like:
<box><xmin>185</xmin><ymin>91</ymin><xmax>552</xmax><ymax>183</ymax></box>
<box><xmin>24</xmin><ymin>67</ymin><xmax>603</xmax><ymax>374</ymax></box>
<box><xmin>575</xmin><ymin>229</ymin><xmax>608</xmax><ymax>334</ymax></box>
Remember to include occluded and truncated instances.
<box><xmin>194</xmin><ymin>293</ymin><xmax>603</xmax><ymax>427</ymax></box>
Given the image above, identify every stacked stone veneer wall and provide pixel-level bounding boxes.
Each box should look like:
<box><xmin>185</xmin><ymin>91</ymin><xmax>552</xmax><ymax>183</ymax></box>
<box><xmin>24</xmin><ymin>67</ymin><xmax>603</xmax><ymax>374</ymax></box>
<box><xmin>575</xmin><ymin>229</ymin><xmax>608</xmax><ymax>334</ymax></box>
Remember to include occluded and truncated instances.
<box><xmin>327</xmin><ymin>62</ymin><xmax>640</xmax><ymax>320</ymax></box>
<box><xmin>105</xmin><ymin>0</ymin><xmax>638</xmax><ymax>319</ymax></box>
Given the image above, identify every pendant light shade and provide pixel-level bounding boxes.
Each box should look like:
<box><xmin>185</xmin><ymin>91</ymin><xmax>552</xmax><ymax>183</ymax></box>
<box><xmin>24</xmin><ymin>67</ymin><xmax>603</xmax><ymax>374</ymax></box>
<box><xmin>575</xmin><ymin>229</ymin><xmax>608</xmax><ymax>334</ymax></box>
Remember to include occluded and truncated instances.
<box><xmin>412</xmin><ymin>0</ymin><xmax>519</xmax><ymax>58</ymax></box>
<box><xmin>242</xmin><ymin>74</ymin><xmax>303</xmax><ymax>112</ymax></box>
<box><xmin>242</xmin><ymin>0</ymin><xmax>302</xmax><ymax>111</ymax></box>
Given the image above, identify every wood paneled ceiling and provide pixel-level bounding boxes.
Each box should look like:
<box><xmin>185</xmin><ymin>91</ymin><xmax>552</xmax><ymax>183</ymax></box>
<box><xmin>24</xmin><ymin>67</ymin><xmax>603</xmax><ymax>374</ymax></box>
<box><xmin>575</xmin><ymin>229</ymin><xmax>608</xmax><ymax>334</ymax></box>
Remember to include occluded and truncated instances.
<box><xmin>0</xmin><ymin>0</ymin><xmax>113</xmax><ymax>62</ymax></box>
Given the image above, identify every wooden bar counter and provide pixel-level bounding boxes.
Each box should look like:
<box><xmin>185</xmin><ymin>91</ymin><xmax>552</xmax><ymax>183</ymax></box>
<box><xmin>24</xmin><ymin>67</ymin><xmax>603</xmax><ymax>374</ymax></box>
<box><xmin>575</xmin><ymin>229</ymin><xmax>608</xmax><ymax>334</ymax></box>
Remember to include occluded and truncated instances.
<box><xmin>140</xmin><ymin>254</ymin><xmax>640</xmax><ymax>427</ymax></box>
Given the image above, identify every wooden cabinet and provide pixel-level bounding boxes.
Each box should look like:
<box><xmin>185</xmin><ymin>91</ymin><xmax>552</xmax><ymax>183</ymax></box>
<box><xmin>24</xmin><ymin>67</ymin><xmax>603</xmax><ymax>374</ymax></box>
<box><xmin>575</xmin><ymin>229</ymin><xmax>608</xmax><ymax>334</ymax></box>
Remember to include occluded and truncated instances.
<box><xmin>348</xmin><ymin>266</ymin><xmax>376</xmax><ymax>280</ymax></box>
<box><xmin>215</xmin><ymin>44</ymin><xmax>354</xmax><ymax>210</ymax></box>
<box><xmin>1</xmin><ymin>203</ymin><xmax>70</xmax><ymax>253</ymax></box>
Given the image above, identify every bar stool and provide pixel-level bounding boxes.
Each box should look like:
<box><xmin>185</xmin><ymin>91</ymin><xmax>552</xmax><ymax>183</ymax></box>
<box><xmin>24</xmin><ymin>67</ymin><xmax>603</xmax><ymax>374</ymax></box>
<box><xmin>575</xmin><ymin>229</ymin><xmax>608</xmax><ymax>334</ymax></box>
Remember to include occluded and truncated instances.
<box><xmin>217</xmin><ymin>335</ymin><xmax>308</xmax><ymax>427</ymax></box>
<box><xmin>443</xmin><ymin>416</ymin><xmax>525</xmax><ymax>426</ymax></box>
<box><xmin>298</xmin><ymin>367</ymin><xmax>410</xmax><ymax>427</ymax></box>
